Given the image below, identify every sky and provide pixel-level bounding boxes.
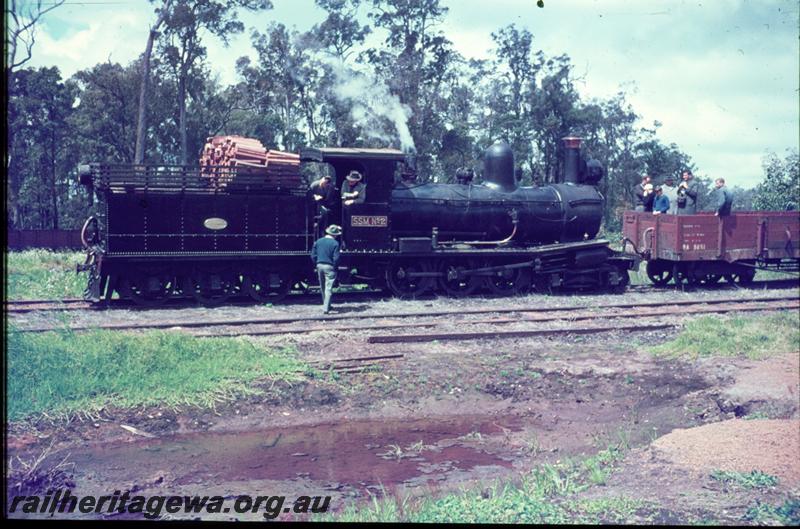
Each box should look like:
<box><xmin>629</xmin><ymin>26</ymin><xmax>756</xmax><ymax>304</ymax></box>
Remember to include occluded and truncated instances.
<box><xmin>21</xmin><ymin>0</ymin><xmax>800</xmax><ymax>188</ymax></box>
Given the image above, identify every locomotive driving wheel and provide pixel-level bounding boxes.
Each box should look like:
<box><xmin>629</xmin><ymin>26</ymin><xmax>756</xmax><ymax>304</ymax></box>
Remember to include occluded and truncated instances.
<box><xmin>120</xmin><ymin>272</ymin><xmax>177</xmax><ymax>307</ymax></box>
<box><xmin>437</xmin><ymin>259</ymin><xmax>481</xmax><ymax>297</ymax></box>
<box><xmin>385</xmin><ymin>259</ymin><xmax>433</xmax><ymax>299</ymax></box>
<box><xmin>244</xmin><ymin>270</ymin><xmax>291</xmax><ymax>303</ymax></box>
<box><xmin>646</xmin><ymin>260</ymin><xmax>674</xmax><ymax>287</ymax></box>
<box><xmin>184</xmin><ymin>269</ymin><xmax>240</xmax><ymax>306</ymax></box>
<box><xmin>484</xmin><ymin>262</ymin><xmax>532</xmax><ymax>296</ymax></box>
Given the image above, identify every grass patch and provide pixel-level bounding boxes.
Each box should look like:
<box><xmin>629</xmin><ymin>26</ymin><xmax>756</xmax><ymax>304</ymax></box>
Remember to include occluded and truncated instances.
<box><xmin>7</xmin><ymin>327</ymin><xmax>305</xmax><ymax>421</ymax></box>
<box><xmin>710</xmin><ymin>470</ymin><xmax>779</xmax><ymax>489</ymax></box>
<box><xmin>744</xmin><ymin>499</ymin><xmax>800</xmax><ymax>525</ymax></box>
<box><xmin>648</xmin><ymin>312</ymin><xmax>800</xmax><ymax>360</ymax></box>
<box><xmin>316</xmin><ymin>443</ymin><xmax>634</xmax><ymax>523</ymax></box>
<box><xmin>6</xmin><ymin>250</ymin><xmax>86</xmax><ymax>300</ymax></box>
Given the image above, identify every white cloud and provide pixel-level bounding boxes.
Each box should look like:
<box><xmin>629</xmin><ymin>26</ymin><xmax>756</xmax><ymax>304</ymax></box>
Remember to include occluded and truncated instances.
<box><xmin>31</xmin><ymin>10</ymin><xmax>149</xmax><ymax>77</ymax></box>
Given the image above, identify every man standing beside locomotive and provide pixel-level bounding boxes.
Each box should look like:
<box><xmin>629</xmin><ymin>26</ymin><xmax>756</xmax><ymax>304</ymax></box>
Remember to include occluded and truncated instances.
<box><xmin>713</xmin><ymin>177</ymin><xmax>734</xmax><ymax>216</ymax></box>
<box><xmin>311</xmin><ymin>224</ymin><xmax>342</xmax><ymax>315</ymax></box>
<box><xmin>676</xmin><ymin>170</ymin><xmax>700</xmax><ymax>215</ymax></box>
<box><xmin>341</xmin><ymin>170</ymin><xmax>366</xmax><ymax>206</ymax></box>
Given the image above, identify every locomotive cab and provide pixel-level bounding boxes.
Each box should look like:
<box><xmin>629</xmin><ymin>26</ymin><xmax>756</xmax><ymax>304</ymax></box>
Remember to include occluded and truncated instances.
<box><xmin>300</xmin><ymin>147</ymin><xmax>406</xmax><ymax>251</ymax></box>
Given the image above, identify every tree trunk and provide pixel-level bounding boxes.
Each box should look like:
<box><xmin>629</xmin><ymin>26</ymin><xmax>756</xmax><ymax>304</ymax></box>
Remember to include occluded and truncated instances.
<box><xmin>134</xmin><ymin>1</ymin><xmax>170</xmax><ymax>164</ymax></box>
<box><xmin>51</xmin><ymin>128</ymin><xmax>59</xmax><ymax>229</ymax></box>
<box><xmin>178</xmin><ymin>73</ymin><xmax>187</xmax><ymax>165</ymax></box>
<box><xmin>134</xmin><ymin>28</ymin><xmax>158</xmax><ymax>164</ymax></box>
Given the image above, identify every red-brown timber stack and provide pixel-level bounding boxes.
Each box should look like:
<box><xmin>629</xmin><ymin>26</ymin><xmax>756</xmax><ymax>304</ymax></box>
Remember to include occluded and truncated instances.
<box><xmin>199</xmin><ymin>135</ymin><xmax>301</xmax><ymax>188</ymax></box>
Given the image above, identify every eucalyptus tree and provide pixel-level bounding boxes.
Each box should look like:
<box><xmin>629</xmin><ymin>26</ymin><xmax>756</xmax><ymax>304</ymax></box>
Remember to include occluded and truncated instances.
<box><xmin>754</xmin><ymin>150</ymin><xmax>799</xmax><ymax>211</ymax></box>
<box><xmin>7</xmin><ymin>67</ymin><xmax>79</xmax><ymax>229</ymax></box>
<box><xmin>235</xmin><ymin>23</ymin><xmax>319</xmax><ymax>151</ymax></box>
<box><xmin>305</xmin><ymin>0</ymin><xmax>371</xmax><ymax>146</ymax></box>
<box><xmin>367</xmin><ymin>0</ymin><xmax>457</xmax><ymax>180</ymax></box>
<box><xmin>158</xmin><ymin>0</ymin><xmax>272</xmax><ymax>163</ymax></box>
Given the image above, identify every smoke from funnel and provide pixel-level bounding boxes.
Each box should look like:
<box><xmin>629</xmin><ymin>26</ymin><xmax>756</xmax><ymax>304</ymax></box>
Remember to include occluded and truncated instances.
<box><xmin>322</xmin><ymin>58</ymin><xmax>416</xmax><ymax>153</ymax></box>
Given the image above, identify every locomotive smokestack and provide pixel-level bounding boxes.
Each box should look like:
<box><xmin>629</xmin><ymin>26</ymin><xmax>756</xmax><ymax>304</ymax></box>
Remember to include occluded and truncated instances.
<box><xmin>484</xmin><ymin>140</ymin><xmax>517</xmax><ymax>192</ymax></box>
<box><xmin>562</xmin><ymin>136</ymin><xmax>581</xmax><ymax>184</ymax></box>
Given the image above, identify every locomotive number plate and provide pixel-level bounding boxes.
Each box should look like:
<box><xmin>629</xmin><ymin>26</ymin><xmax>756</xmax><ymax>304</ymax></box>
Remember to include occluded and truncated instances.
<box><xmin>203</xmin><ymin>217</ymin><xmax>228</xmax><ymax>230</ymax></box>
<box><xmin>351</xmin><ymin>215</ymin><xmax>388</xmax><ymax>228</ymax></box>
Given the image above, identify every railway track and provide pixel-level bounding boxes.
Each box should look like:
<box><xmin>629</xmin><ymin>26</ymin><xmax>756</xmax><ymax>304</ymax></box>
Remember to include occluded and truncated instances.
<box><xmin>3</xmin><ymin>289</ymin><xmax>388</xmax><ymax>313</ymax></box>
<box><xmin>14</xmin><ymin>295</ymin><xmax>799</xmax><ymax>338</ymax></box>
<box><xmin>5</xmin><ymin>278</ymin><xmax>800</xmax><ymax>314</ymax></box>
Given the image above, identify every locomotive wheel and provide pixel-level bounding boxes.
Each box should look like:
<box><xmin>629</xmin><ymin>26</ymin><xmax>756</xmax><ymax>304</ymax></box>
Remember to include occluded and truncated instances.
<box><xmin>184</xmin><ymin>270</ymin><xmax>240</xmax><ymax>306</ymax></box>
<box><xmin>437</xmin><ymin>259</ymin><xmax>481</xmax><ymax>297</ymax></box>
<box><xmin>385</xmin><ymin>260</ymin><xmax>433</xmax><ymax>299</ymax></box>
<box><xmin>646</xmin><ymin>261</ymin><xmax>674</xmax><ymax>287</ymax></box>
<box><xmin>120</xmin><ymin>272</ymin><xmax>176</xmax><ymax>307</ymax></box>
<box><xmin>244</xmin><ymin>270</ymin><xmax>291</xmax><ymax>303</ymax></box>
<box><xmin>725</xmin><ymin>269</ymin><xmax>756</xmax><ymax>285</ymax></box>
<box><xmin>484</xmin><ymin>263</ymin><xmax>532</xmax><ymax>296</ymax></box>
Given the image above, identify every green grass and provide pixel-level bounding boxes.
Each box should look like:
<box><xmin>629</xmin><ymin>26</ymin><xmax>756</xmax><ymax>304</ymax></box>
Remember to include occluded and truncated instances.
<box><xmin>744</xmin><ymin>499</ymin><xmax>800</xmax><ymax>525</ymax></box>
<box><xmin>6</xmin><ymin>250</ymin><xmax>86</xmax><ymax>300</ymax></box>
<box><xmin>7</xmin><ymin>327</ymin><xmax>305</xmax><ymax>421</ymax></box>
<box><xmin>649</xmin><ymin>312</ymin><xmax>800</xmax><ymax>360</ymax></box>
<box><xmin>316</xmin><ymin>443</ymin><xmax>635</xmax><ymax>523</ymax></box>
<box><xmin>710</xmin><ymin>470</ymin><xmax>779</xmax><ymax>489</ymax></box>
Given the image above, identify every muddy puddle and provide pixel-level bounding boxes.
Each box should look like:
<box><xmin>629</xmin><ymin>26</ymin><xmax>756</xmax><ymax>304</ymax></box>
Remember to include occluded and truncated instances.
<box><xmin>48</xmin><ymin>414</ymin><xmax>529</xmax><ymax>520</ymax></box>
<box><xmin>10</xmin><ymin>354</ymin><xmax>729</xmax><ymax>521</ymax></box>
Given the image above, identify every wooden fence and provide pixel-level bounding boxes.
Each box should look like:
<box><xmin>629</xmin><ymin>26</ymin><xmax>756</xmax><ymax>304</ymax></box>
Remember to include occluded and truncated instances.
<box><xmin>7</xmin><ymin>230</ymin><xmax>83</xmax><ymax>250</ymax></box>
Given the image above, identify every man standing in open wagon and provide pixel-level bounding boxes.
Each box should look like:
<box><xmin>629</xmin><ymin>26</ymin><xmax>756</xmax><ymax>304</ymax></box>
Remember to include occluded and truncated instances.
<box><xmin>311</xmin><ymin>224</ymin><xmax>342</xmax><ymax>314</ymax></box>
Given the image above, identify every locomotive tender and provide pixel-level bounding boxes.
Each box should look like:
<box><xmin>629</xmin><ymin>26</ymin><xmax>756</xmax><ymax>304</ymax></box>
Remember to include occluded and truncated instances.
<box><xmin>77</xmin><ymin>138</ymin><xmax>638</xmax><ymax>306</ymax></box>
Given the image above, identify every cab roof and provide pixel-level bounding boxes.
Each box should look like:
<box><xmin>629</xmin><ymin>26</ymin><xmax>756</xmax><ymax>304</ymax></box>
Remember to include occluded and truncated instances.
<box><xmin>300</xmin><ymin>147</ymin><xmax>406</xmax><ymax>163</ymax></box>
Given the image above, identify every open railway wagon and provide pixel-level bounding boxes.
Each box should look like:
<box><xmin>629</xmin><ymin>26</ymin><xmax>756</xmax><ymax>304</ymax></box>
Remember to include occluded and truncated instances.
<box><xmin>76</xmin><ymin>138</ymin><xmax>639</xmax><ymax>306</ymax></box>
<box><xmin>622</xmin><ymin>210</ymin><xmax>800</xmax><ymax>286</ymax></box>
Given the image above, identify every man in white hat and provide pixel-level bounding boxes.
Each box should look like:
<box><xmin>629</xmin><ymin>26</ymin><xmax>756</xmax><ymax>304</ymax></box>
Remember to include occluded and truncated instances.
<box><xmin>311</xmin><ymin>224</ymin><xmax>342</xmax><ymax>314</ymax></box>
<box><xmin>341</xmin><ymin>170</ymin><xmax>366</xmax><ymax>207</ymax></box>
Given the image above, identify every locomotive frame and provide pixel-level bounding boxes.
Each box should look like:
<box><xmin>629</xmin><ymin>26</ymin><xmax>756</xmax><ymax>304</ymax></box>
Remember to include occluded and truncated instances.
<box><xmin>77</xmin><ymin>146</ymin><xmax>639</xmax><ymax>306</ymax></box>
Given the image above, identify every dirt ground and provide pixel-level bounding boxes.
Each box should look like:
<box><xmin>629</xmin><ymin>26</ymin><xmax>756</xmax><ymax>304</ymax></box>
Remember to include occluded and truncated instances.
<box><xmin>6</xmin><ymin>288</ymin><xmax>800</xmax><ymax>522</ymax></box>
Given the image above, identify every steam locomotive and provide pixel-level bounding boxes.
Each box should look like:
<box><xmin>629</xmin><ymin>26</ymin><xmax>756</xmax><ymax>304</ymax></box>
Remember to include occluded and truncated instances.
<box><xmin>77</xmin><ymin>137</ymin><xmax>638</xmax><ymax>306</ymax></box>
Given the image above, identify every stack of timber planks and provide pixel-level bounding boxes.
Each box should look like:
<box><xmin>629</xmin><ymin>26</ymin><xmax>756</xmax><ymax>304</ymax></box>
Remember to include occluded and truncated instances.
<box><xmin>200</xmin><ymin>135</ymin><xmax>302</xmax><ymax>189</ymax></box>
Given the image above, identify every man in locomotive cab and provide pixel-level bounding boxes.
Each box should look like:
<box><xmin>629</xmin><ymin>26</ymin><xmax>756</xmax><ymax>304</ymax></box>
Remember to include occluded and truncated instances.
<box><xmin>308</xmin><ymin>174</ymin><xmax>339</xmax><ymax>234</ymax></box>
<box><xmin>341</xmin><ymin>170</ymin><xmax>366</xmax><ymax>206</ymax></box>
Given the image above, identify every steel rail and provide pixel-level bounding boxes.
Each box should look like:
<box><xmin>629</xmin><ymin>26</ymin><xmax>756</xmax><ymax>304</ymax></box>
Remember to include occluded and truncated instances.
<box><xmin>5</xmin><ymin>278</ymin><xmax>798</xmax><ymax>313</ymax></box>
<box><xmin>14</xmin><ymin>295</ymin><xmax>799</xmax><ymax>334</ymax></box>
<box><xmin>365</xmin><ymin>303</ymin><xmax>799</xmax><ymax>344</ymax></box>
<box><xmin>191</xmin><ymin>300</ymin><xmax>800</xmax><ymax>338</ymax></box>
<box><xmin>367</xmin><ymin>323</ymin><xmax>677</xmax><ymax>344</ymax></box>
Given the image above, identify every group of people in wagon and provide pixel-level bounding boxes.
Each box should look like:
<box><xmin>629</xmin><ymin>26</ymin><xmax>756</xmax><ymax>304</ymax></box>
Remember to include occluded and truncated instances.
<box><xmin>634</xmin><ymin>170</ymin><xmax>733</xmax><ymax>217</ymax></box>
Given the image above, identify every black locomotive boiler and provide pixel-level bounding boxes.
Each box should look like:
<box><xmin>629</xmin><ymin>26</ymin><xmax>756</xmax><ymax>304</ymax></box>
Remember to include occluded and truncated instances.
<box><xmin>77</xmin><ymin>138</ymin><xmax>637</xmax><ymax>306</ymax></box>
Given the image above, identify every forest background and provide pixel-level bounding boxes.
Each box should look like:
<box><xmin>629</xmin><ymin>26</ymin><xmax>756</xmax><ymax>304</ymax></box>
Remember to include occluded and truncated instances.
<box><xmin>6</xmin><ymin>0</ymin><xmax>798</xmax><ymax>232</ymax></box>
